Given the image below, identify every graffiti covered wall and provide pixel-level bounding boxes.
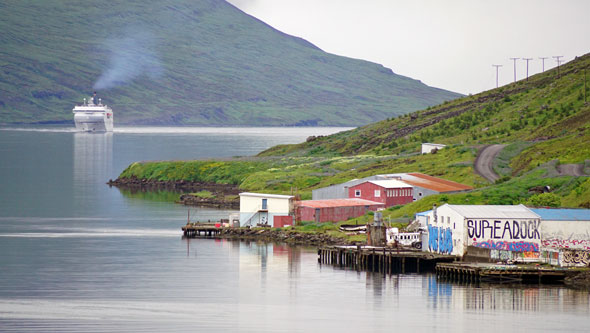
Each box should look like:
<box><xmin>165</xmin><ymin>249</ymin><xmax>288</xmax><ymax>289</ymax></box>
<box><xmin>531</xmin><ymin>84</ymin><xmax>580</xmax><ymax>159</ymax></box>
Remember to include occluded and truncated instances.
<box><xmin>560</xmin><ymin>250</ymin><xmax>590</xmax><ymax>267</ymax></box>
<box><xmin>467</xmin><ymin>218</ymin><xmax>541</xmax><ymax>253</ymax></box>
<box><xmin>428</xmin><ymin>224</ymin><xmax>453</xmax><ymax>254</ymax></box>
<box><xmin>540</xmin><ymin>220</ymin><xmax>590</xmax><ymax>250</ymax></box>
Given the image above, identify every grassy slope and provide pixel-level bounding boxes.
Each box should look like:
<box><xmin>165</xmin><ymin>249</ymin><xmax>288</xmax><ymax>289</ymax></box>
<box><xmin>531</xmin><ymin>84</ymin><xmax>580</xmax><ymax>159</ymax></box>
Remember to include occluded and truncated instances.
<box><xmin>118</xmin><ymin>53</ymin><xmax>590</xmax><ymax>216</ymax></box>
<box><xmin>0</xmin><ymin>0</ymin><xmax>459</xmax><ymax>126</ymax></box>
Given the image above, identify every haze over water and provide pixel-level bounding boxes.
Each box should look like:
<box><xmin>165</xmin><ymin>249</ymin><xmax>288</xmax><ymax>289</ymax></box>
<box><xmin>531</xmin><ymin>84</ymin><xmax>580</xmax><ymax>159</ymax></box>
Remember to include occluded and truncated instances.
<box><xmin>0</xmin><ymin>127</ymin><xmax>589</xmax><ymax>332</ymax></box>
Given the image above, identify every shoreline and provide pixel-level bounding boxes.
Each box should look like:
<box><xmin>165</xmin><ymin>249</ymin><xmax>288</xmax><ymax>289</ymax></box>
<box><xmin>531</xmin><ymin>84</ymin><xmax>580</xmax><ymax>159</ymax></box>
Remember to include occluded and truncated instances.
<box><xmin>184</xmin><ymin>226</ymin><xmax>359</xmax><ymax>247</ymax></box>
<box><xmin>108</xmin><ymin>176</ymin><xmax>241</xmax><ymax>208</ymax></box>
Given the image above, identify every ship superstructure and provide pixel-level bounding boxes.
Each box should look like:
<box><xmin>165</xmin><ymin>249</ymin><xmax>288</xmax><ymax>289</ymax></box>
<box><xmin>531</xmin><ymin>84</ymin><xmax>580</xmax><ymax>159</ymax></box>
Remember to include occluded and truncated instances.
<box><xmin>72</xmin><ymin>94</ymin><xmax>113</xmax><ymax>132</ymax></box>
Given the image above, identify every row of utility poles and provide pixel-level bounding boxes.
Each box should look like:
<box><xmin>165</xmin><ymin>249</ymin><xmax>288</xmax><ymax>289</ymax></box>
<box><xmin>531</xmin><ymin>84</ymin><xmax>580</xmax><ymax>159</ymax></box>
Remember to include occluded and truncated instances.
<box><xmin>492</xmin><ymin>56</ymin><xmax>564</xmax><ymax>88</ymax></box>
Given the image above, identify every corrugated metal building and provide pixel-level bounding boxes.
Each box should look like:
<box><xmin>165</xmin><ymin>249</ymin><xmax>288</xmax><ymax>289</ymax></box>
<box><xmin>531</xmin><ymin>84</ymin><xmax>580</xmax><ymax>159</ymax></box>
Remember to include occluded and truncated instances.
<box><xmin>297</xmin><ymin>198</ymin><xmax>384</xmax><ymax>223</ymax></box>
<box><xmin>348</xmin><ymin>180</ymin><xmax>413</xmax><ymax>207</ymax></box>
<box><xmin>312</xmin><ymin>173</ymin><xmax>472</xmax><ymax>202</ymax></box>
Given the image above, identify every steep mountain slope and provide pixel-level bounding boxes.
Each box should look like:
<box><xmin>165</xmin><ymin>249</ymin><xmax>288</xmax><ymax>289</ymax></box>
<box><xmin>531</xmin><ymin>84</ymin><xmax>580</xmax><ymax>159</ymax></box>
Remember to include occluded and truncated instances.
<box><xmin>0</xmin><ymin>0</ymin><xmax>460</xmax><ymax>126</ymax></box>
<box><xmin>115</xmin><ymin>53</ymin><xmax>590</xmax><ymax>210</ymax></box>
<box><xmin>260</xmin><ymin>53</ymin><xmax>590</xmax><ymax>161</ymax></box>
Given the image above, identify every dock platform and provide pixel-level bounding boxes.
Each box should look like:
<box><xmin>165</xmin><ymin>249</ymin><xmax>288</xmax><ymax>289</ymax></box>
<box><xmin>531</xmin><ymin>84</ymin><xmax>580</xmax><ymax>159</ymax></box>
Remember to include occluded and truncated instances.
<box><xmin>318</xmin><ymin>245</ymin><xmax>458</xmax><ymax>274</ymax></box>
<box><xmin>435</xmin><ymin>262</ymin><xmax>567</xmax><ymax>283</ymax></box>
<box><xmin>182</xmin><ymin>223</ymin><xmax>222</xmax><ymax>237</ymax></box>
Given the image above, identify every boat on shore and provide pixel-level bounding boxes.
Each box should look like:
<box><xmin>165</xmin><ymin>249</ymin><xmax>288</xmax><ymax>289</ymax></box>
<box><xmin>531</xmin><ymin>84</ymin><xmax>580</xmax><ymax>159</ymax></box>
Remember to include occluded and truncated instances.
<box><xmin>72</xmin><ymin>93</ymin><xmax>113</xmax><ymax>132</ymax></box>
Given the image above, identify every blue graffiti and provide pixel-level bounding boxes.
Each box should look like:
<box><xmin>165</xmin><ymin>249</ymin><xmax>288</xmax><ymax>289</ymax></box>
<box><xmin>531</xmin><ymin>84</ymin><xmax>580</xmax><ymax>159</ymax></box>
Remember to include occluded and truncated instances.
<box><xmin>428</xmin><ymin>224</ymin><xmax>439</xmax><ymax>252</ymax></box>
<box><xmin>428</xmin><ymin>224</ymin><xmax>453</xmax><ymax>254</ymax></box>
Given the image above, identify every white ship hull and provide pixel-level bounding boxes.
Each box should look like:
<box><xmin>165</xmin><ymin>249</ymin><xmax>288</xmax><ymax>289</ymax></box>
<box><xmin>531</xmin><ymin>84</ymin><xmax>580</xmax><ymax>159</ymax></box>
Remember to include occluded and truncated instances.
<box><xmin>73</xmin><ymin>104</ymin><xmax>114</xmax><ymax>132</ymax></box>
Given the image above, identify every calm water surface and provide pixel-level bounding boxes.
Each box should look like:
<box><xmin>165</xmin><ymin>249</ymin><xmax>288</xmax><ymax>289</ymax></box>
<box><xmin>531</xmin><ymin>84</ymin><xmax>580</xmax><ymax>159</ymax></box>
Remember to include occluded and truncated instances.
<box><xmin>0</xmin><ymin>127</ymin><xmax>589</xmax><ymax>332</ymax></box>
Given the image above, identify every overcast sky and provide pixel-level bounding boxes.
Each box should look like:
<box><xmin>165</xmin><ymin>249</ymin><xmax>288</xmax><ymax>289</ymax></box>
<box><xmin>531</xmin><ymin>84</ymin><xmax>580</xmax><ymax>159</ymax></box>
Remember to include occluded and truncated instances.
<box><xmin>227</xmin><ymin>0</ymin><xmax>590</xmax><ymax>95</ymax></box>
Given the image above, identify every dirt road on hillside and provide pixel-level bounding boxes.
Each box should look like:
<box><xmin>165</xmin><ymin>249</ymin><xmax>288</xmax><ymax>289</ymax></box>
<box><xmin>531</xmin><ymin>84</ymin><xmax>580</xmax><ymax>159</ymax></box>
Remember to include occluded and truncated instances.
<box><xmin>474</xmin><ymin>144</ymin><xmax>507</xmax><ymax>182</ymax></box>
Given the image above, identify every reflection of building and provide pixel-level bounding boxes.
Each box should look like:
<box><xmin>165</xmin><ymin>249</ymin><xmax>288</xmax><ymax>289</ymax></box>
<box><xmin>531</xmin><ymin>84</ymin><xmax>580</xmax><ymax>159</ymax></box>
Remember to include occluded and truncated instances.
<box><xmin>239</xmin><ymin>192</ymin><xmax>294</xmax><ymax>227</ymax></box>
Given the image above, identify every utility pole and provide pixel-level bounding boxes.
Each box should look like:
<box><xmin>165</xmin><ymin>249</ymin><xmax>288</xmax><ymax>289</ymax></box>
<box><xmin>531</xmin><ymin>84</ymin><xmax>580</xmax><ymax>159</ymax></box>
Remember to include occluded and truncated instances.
<box><xmin>510</xmin><ymin>57</ymin><xmax>519</xmax><ymax>82</ymax></box>
<box><xmin>492</xmin><ymin>64</ymin><xmax>503</xmax><ymax>88</ymax></box>
<box><xmin>553</xmin><ymin>56</ymin><xmax>563</xmax><ymax>78</ymax></box>
<box><xmin>539</xmin><ymin>57</ymin><xmax>548</xmax><ymax>72</ymax></box>
<box><xmin>585</xmin><ymin>67</ymin><xmax>587</xmax><ymax>103</ymax></box>
<box><xmin>523</xmin><ymin>58</ymin><xmax>533</xmax><ymax>81</ymax></box>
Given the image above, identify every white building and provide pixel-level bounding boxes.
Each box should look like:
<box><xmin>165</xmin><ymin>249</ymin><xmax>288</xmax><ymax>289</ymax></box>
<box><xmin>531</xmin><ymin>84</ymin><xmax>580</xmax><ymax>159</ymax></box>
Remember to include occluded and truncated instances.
<box><xmin>239</xmin><ymin>192</ymin><xmax>294</xmax><ymax>227</ymax></box>
<box><xmin>421</xmin><ymin>143</ymin><xmax>446</xmax><ymax>154</ymax></box>
<box><xmin>424</xmin><ymin>204</ymin><xmax>541</xmax><ymax>257</ymax></box>
<box><xmin>531</xmin><ymin>208</ymin><xmax>590</xmax><ymax>250</ymax></box>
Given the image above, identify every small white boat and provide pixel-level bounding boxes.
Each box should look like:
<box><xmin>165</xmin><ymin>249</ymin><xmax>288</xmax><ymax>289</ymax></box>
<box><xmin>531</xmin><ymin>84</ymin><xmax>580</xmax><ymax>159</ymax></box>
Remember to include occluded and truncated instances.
<box><xmin>72</xmin><ymin>93</ymin><xmax>113</xmax><ymax>132</ymax></box>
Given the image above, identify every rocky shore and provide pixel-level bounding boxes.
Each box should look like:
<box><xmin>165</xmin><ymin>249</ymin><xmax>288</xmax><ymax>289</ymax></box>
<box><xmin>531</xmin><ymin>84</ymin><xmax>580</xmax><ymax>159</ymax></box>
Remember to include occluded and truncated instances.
<box><xmin>564</xmin><ymin>270</ymin><xmax>590</xmax><ymax>290</ymax></box>
<box><xmin>107</xmin><ymin>176</ymin><xmax>241</xmax><ymax>208</ymax></box>
<box><xmin>204</xmin><ymin>227</ymin><xmax>357</xmax><ymax>247</ymax></box>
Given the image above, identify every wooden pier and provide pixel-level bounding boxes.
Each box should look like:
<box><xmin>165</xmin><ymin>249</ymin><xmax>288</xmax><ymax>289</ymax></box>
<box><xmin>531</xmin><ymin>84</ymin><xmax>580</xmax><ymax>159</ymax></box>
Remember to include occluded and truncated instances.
<box><xmin>435</xmin><ymin>262</ymin><xmax>567</xmax><ymax>284</ymax></box>
<box><xmin>182</xmin><ymin>223</ymin><xmax>222</xmax><ymax>237</ymax></box>
<box><xmin>318</xmin><ymin>245</ymin><xmax>458</xmax><ymax>274</ymax></box>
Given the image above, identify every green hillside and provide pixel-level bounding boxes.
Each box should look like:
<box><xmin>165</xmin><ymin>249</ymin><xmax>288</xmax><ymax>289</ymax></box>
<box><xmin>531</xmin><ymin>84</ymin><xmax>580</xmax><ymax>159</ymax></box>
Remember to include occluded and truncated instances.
<box><xmin>0</xmin><ymin>0</ymin><xmax>459</xmax><ymax>126</ymax></box>
<box><xmin>117</xmin><ymin>53</ymin><xmax>590</xmax><ymax>212</ymax></box>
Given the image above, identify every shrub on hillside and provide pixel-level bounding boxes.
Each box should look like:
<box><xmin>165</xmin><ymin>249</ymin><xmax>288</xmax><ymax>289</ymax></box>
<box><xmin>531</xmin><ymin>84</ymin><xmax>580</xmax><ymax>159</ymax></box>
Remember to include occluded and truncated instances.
<box><xmin>525</xmin><ymin>193</ymin><xmax>561</xmax><ymax>207</ymax></box>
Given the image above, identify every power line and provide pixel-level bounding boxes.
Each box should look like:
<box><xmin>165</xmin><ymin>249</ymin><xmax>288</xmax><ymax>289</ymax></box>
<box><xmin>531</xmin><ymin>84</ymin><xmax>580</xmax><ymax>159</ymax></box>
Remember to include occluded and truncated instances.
<box><xmin>553</xmin><ymin>56</ymin><xmax>563</xmax><ymax>78</ymax></box>
<box><xmin>522</xmin><ymin>58</ymin><xmax>533</xmax><ymax>81</ymax></box>
<box><xmin>539</xmin><ymin>57</ymin><xmax>548</xmax><ymax>72</ymax></box>
<box><xmin>492</xmin><ymin>64</ymin><xmax>502</xmax><ymax>88</ymax></box>
<box><xmin>509</xmin><ymin>57</ymin><xmax>519</xmax><ymax>82</ymax></box>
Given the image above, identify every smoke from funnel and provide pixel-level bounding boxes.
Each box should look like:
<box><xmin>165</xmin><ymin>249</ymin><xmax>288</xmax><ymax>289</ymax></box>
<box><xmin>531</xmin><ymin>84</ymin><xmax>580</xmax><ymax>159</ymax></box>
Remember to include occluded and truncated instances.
<box><xmin>93</xmin><ymin>28</ymin><xmax>163</xmax><ymax>90</ymax></box>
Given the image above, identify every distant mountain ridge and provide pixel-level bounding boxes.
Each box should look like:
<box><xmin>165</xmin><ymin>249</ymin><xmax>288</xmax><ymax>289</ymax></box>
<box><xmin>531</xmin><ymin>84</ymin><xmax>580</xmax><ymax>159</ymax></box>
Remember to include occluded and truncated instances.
<box><xmin>0</xmin><ymin>0</ymin><xmax>460</xmax><ymax>126</ymax></box>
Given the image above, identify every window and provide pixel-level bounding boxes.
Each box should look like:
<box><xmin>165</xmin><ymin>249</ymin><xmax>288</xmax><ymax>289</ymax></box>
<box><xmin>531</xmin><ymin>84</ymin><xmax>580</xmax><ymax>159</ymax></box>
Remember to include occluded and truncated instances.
<box><xmin>374</xmin><ymin>190</ymin><xmax>380</xmax><ymax>197</ymax></box>
<box><xmin>262</xmin><ymin>198</ymin><xmax>267</xmax><ymax>210</ymax></box>
<box><xmin>355</xmin><ymin>189</ymin><xmax>361</xmax><ymax>197</ymax></box>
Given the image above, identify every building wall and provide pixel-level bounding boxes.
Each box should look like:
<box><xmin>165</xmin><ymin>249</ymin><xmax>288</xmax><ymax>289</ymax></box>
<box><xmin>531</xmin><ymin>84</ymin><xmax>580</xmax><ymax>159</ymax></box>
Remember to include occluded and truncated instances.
<box><xmin>412</xmin><ymin>186</ymin><xmax>439</xmax><ymax>201</ymax></box>
<box><xmin>312</xmin><ymin>176</ymin><xmax>383</xmax><ymax>200</ymax></box>
<box><xmin>348</xmin><ymin>182</ymin><xmax>413</xmax><ymax>207</ymax></box>
<box><xmin>425</xmin><ymin>205</ymin><xmax>542</xmax><ymax>257</ymax></box>
<box><xmin>425</xmin><ymin>206</ymin><xmax>466</xmax><ymax>256</ymax></box>
<box><xmin>298</xmin><ymin>204</ymin><xmax>379</xmax><ymax>223</ymax></box>
<box><xmin>541</xmin><ymin>220</ymin><xmax>590</xmax><ymax>250</ymax></box>
<box><xmin>240</xmin><ymin>195</ymin><xmax>292</xmax><ymax>214</ymax></box>
<box><xmin>239</xmin><ymin>194</ymin><xmax>292</xmax><ymax>226</ymax></box>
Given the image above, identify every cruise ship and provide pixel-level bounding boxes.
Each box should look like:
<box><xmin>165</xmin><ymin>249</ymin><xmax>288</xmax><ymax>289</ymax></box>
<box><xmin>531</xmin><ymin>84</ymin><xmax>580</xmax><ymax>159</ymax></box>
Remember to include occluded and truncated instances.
<box><xmin>72</xmin><ymin>93</ymin><xmax>114</xmax><ymax>132</ymax></box>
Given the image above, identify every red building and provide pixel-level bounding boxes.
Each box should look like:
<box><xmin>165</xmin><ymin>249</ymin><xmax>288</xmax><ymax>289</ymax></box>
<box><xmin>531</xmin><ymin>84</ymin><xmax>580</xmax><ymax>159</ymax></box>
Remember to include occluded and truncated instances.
<box><xmin>297</xmin><ymin>199</ymin><xmax>384</xmax><ymax>223</ymax></box>
<box><xmin>348</xmin><ymin>180</ymin><xmax>413</xmax><ymax>207</ymax></box>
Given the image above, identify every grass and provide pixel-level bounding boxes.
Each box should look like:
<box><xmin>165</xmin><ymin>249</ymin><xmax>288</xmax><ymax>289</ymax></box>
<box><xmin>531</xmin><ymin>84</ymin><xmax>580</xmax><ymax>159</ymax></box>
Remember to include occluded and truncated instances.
<box><xmin>190</xmin><ymin>190</ymin><xmax>214</xmax><ymax>199</ymax></box>
<box><xmin>117</xmin><ymin>53</ymin><xmax>590</xmax><ymax>213</ymax></box>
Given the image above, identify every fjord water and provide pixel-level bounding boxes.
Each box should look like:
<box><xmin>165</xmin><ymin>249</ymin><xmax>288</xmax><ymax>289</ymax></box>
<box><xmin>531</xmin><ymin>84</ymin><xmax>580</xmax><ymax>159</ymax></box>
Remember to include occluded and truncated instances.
<box><xmin>0</xmin><ymin>127</ymin><xmax>588</xmax><ymax>332</ymax></box>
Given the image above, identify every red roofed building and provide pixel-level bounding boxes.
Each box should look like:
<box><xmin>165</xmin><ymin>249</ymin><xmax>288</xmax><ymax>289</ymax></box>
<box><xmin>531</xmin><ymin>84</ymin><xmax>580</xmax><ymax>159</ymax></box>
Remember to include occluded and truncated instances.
<box><xmin>348</xmin><ymin>180</ymin><xmax>414</xmax><ymax>207</ymax></box>
<box><xmin>297</xmin><ymin>198</ymin><xmax>385</xmax><ymax>223</ymax></box>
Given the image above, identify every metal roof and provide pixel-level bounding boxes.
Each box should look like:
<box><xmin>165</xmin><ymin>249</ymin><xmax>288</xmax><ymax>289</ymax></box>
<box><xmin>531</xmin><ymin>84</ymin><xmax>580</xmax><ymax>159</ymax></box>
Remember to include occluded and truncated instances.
<box><xmin>443</xmin><ymin>204</ymin><xmax>540</xmax><ymax>219</ymax></box>
<box><xmin>297</xmin><ymin>198</ymin><xmax>385</xmax><ymax>208</ymax></box>
<box><xmin>416</xmin><ymin>210</ymin><xmax>432</xmax><ymax>216</ymax></box>
<box><xmin>239</xmin><ymin>192</ymin><xmax>293</xmax><ymax>199</ymax></box>
<box><xmin>530</xmin><ymin>208</ymin><xmax>590</xmax><ymax>221</ymax></box>
<box><xmin>401</xmin><ymin>173</ymin><xmax>473</xmax><ymax>192</ymax></box>
<box><xmin>365</xmin><ymin>179</ymin><xmax>412</xmax><ymax>189</ymax></box>
<box><xmin>422</xmin><ymin>143</ymin><xmax>447</xmax><ymax>147</ymax></box>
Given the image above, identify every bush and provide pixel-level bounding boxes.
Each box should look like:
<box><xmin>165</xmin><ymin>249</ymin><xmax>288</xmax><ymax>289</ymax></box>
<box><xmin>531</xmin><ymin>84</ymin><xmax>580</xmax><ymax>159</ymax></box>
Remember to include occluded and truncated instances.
<box><xmin>525</xmin><ymin>193</ymin><xmax>561</xmax><ymax>207</ymax></box>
